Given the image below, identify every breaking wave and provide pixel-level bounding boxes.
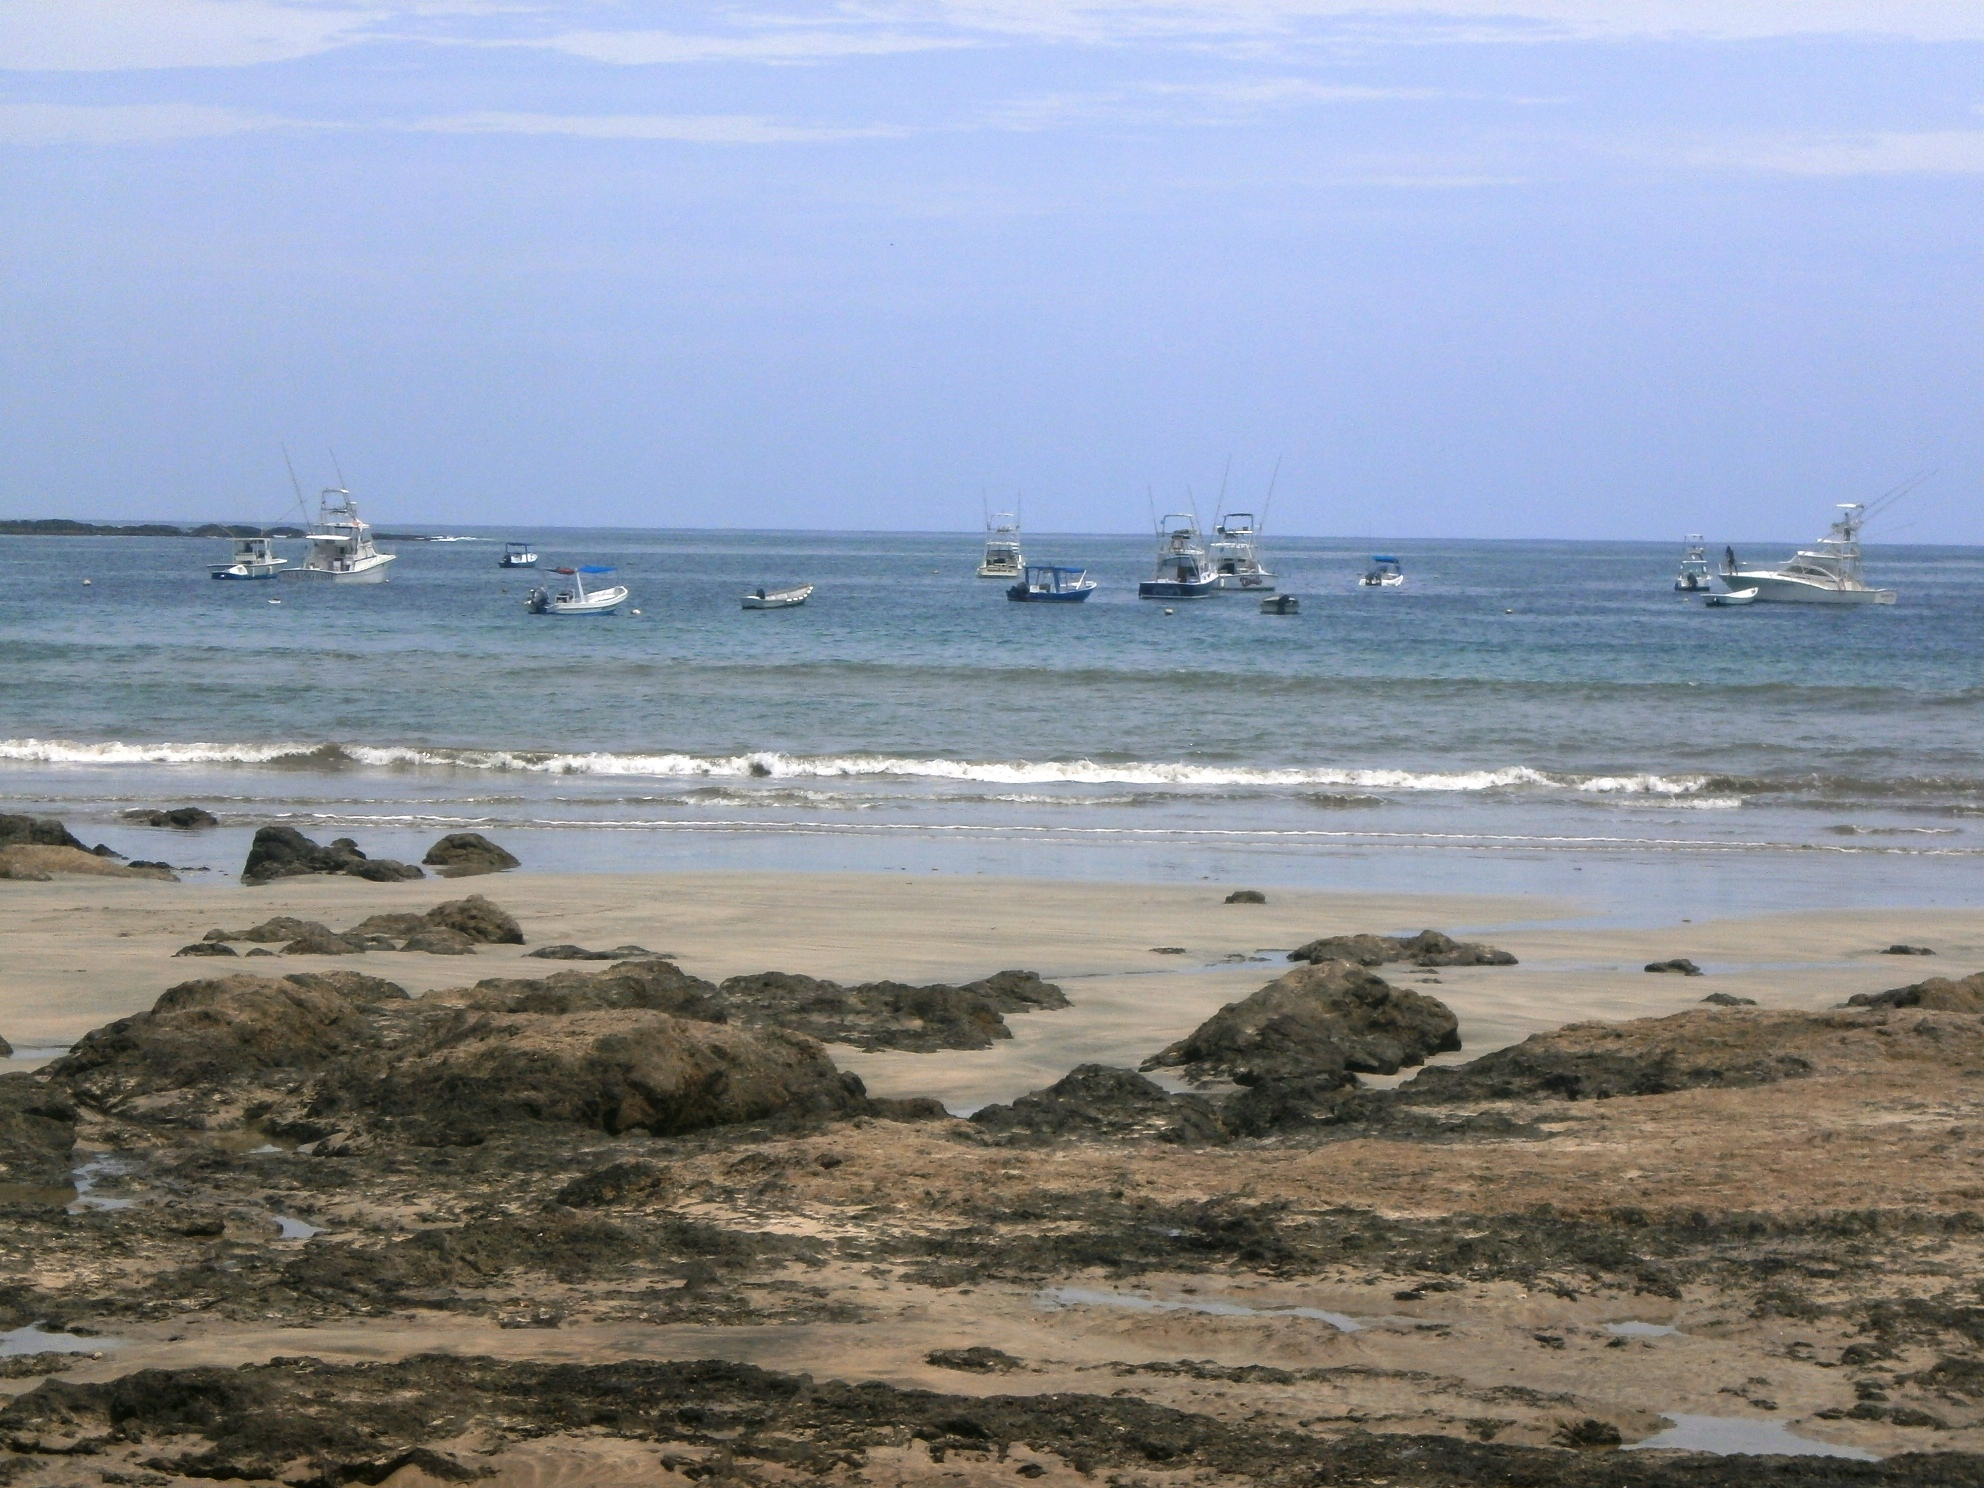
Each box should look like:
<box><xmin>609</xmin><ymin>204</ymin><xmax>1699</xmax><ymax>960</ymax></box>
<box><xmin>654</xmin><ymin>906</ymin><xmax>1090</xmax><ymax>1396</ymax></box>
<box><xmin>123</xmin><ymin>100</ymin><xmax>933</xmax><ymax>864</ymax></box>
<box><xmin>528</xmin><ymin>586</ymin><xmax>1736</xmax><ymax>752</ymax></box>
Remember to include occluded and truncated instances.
<box><xmin>0</xmin><ymin>736</ymin><xmax>1724</xmax><ymax>795</ymax></box>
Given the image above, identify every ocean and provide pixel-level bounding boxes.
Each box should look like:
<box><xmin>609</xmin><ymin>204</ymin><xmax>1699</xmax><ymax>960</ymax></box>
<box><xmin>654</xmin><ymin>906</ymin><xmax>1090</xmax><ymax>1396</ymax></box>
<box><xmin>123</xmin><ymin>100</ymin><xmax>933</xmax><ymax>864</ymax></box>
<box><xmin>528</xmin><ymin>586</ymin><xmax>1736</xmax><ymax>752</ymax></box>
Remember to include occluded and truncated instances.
<box><xmin>3</xmin><ymin>527</ymin><xmax>1980</xmax><ymax>925</ymax></box>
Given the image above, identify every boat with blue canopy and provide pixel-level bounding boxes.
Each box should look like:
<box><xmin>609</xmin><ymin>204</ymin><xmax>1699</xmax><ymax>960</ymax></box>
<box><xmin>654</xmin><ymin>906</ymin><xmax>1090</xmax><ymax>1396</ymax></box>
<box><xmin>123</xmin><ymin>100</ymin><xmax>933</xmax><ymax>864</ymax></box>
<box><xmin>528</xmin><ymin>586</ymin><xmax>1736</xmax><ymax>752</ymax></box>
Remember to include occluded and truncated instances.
<box><xmin>1359</xmin><ymin>555</ymin><xmax>1404</xmax><ymax>588</ymax></box>
<box><xmin>527</xmin><ymin>565</ymin><xmax>628</xmax><ymax>616</ymax></box>
<box><xmin>1007</xmin><ymin>565</ymin><xmax>1096</xmax><ymax>603</ymax></box>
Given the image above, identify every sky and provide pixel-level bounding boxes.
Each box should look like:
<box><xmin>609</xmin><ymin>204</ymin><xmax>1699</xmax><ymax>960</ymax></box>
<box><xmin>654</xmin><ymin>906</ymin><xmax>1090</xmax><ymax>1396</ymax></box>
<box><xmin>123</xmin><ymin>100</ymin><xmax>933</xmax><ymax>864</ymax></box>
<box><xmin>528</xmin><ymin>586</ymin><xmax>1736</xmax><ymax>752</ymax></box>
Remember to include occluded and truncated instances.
<box><xmin>1</xmin><ymin>2</ymin><xmax>1982</xmax><ymax>541</ymax></box>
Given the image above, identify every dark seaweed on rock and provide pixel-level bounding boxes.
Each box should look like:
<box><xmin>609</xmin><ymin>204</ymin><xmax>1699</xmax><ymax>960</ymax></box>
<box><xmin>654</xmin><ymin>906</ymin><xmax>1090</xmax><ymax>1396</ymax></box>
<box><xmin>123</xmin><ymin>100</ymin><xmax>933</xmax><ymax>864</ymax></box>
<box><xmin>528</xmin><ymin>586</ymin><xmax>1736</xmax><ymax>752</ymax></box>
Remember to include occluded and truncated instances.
<box><xmin>715</xmin><ymin>969</ymin><xmax>1068</xmax><ymax>1052</ymax></box>
<box><xmin>970</xmin><ymin>1065</ymin><xmax>1230</xmax><ymax>1145</ymax></box>
<box><xmin>0</xmin><ymin>1073</ymin><xmax>78</xmax><ymax>1187</ymax></box>
<box><xmin>17</xmin><ymin>1353</ymin><xmax>1970</xmax><ymax>1488</ymax></box>
<box><xmin>1287</xmin><ymin>929</ymin><xmax>1516</xmax><ymax>968</ymax></box>
<box><xmin>1142</xmin><ymin>960</ymin><xmax>1460</xmax><ymax>1086</ymax></box>
<box><xmin>1849</xmin><ymin>972</ymin><xmax>1984</xmax><ymax>1012</ymax></box>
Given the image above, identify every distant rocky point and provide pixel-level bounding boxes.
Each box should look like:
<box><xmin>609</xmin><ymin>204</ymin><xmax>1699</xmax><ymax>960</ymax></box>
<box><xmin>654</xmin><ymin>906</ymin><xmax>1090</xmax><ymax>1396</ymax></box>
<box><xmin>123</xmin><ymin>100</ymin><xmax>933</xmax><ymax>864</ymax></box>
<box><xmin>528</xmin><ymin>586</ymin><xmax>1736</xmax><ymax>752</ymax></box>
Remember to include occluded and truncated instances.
<box><xmin>0</xmin><ymin>518</ymin><xmax>435</xmax><ymax>540</ymax></box>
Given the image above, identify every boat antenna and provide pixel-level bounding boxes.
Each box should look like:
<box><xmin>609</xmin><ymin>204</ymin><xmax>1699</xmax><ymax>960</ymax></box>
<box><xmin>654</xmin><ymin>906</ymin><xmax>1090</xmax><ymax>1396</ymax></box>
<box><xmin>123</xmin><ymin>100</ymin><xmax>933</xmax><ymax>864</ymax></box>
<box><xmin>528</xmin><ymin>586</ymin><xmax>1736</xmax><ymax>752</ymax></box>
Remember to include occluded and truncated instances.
<box><xmin>1862</xmin><ymin>469</ymin><xmax>1934</xmax><ymax>524</ymax></box>
<box><xmin>1260</xmin><ymin>456</ymin><xmax>1281</xmax><ymax>532</ymax></box>
<box><xmin>281</xmin><ymin>444</ymin><xmax>309</xmax><ymax>523</ymax></box>
<box><xmin>1215</xmin><ymin>456</ymin><xmax>1231</xmax><ymax>526</ymax></box>
<box><xmin>327</xmin><ymin>448</ymin><xmax>346</xmax><ymax>491</ymax></box>
<box><xmin>1146</xmin><ymin>484</ymin><xmax>1158</xmax><ymax>535</ymax></box>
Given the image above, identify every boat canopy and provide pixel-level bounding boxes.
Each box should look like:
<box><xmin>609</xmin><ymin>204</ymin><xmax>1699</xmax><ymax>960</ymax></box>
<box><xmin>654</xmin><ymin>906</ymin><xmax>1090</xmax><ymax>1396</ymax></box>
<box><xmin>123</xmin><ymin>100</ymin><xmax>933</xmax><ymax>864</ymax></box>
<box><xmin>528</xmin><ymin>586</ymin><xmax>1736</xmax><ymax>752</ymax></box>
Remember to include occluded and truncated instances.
<box><xmin>578</xmin><ymin>565</ymin><xmax>614</xmax><ymax>573</ymax></box>
<box><xmin>1371</xmin><ymin>555</ymin><xmax>1400</xmax><ymax>563</ymax></box>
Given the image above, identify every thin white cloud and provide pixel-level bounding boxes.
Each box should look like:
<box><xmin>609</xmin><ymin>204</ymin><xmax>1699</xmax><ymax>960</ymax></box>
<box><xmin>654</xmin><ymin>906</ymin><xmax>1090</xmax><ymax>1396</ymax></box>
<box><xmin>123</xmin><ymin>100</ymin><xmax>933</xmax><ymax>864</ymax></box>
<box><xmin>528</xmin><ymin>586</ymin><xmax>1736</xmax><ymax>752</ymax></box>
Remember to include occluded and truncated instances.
<box><xmin>413</xmin><ymin>110</ymin><xmax>908</xmax><ymax>143</ymax></box>
<box><xmin>538</xmin><ymin>27</ymin><xmax>972</xmax><ymax>66</ymax></box>
<box><xmin>1696</xmin><ymin>129</ymin><xmax>1984</xmax><ymax>175</ymax></box>
<box><xmin>0</xmin><ymin>99</ymin><xmax>294</xmax><ymax>141</ymax></box>
<box><xmin>0</xmin><ymin>0</ymin><xmax>388</xmax><ymax>72</ymax></box>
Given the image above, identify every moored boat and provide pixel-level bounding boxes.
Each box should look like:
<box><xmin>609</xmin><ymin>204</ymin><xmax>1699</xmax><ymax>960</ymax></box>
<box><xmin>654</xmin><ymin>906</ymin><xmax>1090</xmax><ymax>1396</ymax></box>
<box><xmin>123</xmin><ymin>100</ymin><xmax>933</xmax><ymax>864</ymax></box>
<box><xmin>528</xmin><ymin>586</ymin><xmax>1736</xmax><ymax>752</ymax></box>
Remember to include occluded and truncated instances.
<box><xmin>1718</xmin><ymin>504</ymin><xmax>1896</xmax><ymax>605</ymax></box>
<box><xmin>1358</xmin><ymin>556</ymin><xmax>1403</xmax><ymax>588</ymax></box>
<box><xmin>1705</xmin><ymin>588</ymin><xmax>1758</xmax><ymax>607</ymax></box>
<box><xmin>499</xmin><ymin>542</ymin><xmax>538</xmax><ymax>568</ymax></box>
<box><xmin>1138</xmin><ymin>515</ymin><xmax>1218</xmax><ymax>600</ymax></box>
<box><xmin>1209</xmin><ymin>512</ymin><xmax>1276</xmax><ymax>591</ymax></box>
<box><xmin>287</xmin><ymin>485</ymin><xmax>396</xmax><ymax>583</ymax></box>
<box><xmin>977</xmin><ymin>512</ymin><xmax>1023</xmax><ymax>578</ymax></box>
<box><xmin>1675</xmin><ymin>536</ymin><xmax>1712</xmax><ymax>592</ymax></box>
<box><xmin>210</xmin><ymin>535</ymin><xmax>288</xmax><ymax>581</ymax></box>
<box><xmin>1007</xmin><ymin>565</ymin><xmax>1096</xmax><ymax>603</ymax></box>
<box><xmin>527</xmin><ymin>566</ymin><xmax>628</xmax><ymax>616</ymax></box>
<box><xmin>1260</xmin><ymin>593</ymin><xmax>1299</xmax><ymax>615</ymax></box>
<box><xmin>742</xmin><ymin>583</ymin><xmax>813</xmax><ymax>610</ymax></box>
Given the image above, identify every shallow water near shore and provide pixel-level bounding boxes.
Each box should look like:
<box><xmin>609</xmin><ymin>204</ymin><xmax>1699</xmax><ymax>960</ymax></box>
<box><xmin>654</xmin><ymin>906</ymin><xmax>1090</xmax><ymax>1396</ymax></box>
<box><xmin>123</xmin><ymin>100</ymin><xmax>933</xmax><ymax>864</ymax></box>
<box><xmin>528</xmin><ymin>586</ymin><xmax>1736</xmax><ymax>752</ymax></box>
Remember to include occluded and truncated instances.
<box><xmin>6</xmin><ymin>528</ymin><xmax>1984</xmax><ymax>922</ymax></box>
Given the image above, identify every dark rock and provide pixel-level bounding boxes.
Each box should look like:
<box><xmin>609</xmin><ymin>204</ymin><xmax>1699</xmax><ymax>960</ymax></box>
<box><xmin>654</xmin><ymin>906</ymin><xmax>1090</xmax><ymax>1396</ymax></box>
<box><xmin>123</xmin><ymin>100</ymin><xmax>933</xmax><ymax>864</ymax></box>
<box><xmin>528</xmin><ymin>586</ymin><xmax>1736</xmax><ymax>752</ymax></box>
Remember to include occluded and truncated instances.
<box><xmin>526</xmin><ymin>943</ymin><xmax>659</xmax><ymax>961</ymax></box>
<box><xmin>971</xmin><ymin>1065</ymin><xmax>1230</xmax><ymax>1145</ymax></box>
<box><xmin>214</xmin><ymin>917</ymin><xmax>335</xmax><ymax>944</ymax></box>
<box><xmin>400</xmin><ymin>926</ymin><xmax>478</xmax><ymax>956</ymax></box>
<box><xmin>0</xmin><ymin>1033</ymin><xmax>9</xmax><ymax>1057</ymax></box>
<box><xmin>927</xmin><ymin>1346</ymin><xmax>1023</xmax><ymax>1373</ymax></box>
<box><xmin>1142</xmin><ymin>960</ymin><xmax>1459</xmax><ymax>1085</ymax></box>
<box><xmin>1645</xmin><ymin>959</ymin><xmax>1703</xmax><ymax>976</ymax></box>
<box><xmin>0</xmin><ymin>814</ymin><xmax>87</xmax><ymax>851</ymax></box>
<box><xmin>121</xmin><ymin>806</ymin><xmax>219</xmax><ymax>830</ymax></box>
<box><xmin>347</xmin><ymin>912</ymin><xmax>431</xmax><ymax>940</ymax></box>
<box><xmin>282</xmin><ymin>928</ymin><xmax>361</xmax><ymax>956</ymax></box>
<box><xmin>309</xmin><ymin>1009</ymin><xmax>867</xmax><ymax>1138</ymax></box>
<box><xmin>1288</xmin><ymin>928</ymin><xmax>1516</xmax><ymax>968</ymax></box>
<box><xmin>421</xmin><ymin>831</ymin><xmax>521</xmax><ymax>877</ymax></box>
<box><xmin>45</xmin><ymin>972</ymin><xmax>404</xmax><ymax>1118</ymax></box>
<box><xmin>174</xmin><ymin>942</ymin><xmax>238</xmax><ymax>958</ymax></box>
<box><xmin>1551</xmin><ymin>1418</ymin><xmax>1622</xmax><ymax>1449</ymax></box>
<box><xmin>240</xmin><ymin>826</ymin><xmax>424</xmax><ymax>886</ymax></box>
<box><xmin>1400</xmin><ymin>1011</ymin><xmax>1814</xmax><ymax>1103</ymax></box>
<box><xmin>555</xmin><ymin>1159</ymin><xmax>672</xmax><ymax>1208</ymax></box>
<box><xmin>0</xmin><ymin>1071</ymin><xmax>77</xmax><ymax>1185</ymax></box>
<box><xmin>426</xmin><ymin>894</ymin><xmax>524</xmax><ymax>944</ymax></box>
<box><xmin>1884</xmin><ymin>944</ymin><xmax>1937</xmax><ymax>955</ymax></box>
<box><xmin>716</xmin><ymin>972</ymin><xmax>1017</xmax><ymax>1052</ymax></box>
<box><xmin>1225</xmin><ymin>890</ymin><xmax>1267</xmax><ymax>904</ymax></box>
<box><xmin>127</xmin><ymin>859</ymin><xmax>176</xmax><ymax>872</ymax></box>
<box><xmin>462</xmin><ymin>959</ymin><xmax>725</xmax><ymax>1020</ymax></box>
<box><xmin>1151</xmin><ymin>946</ymin><xmax>1188</xmax><ymax>955</ymax></box>
<box><xmin>962</xmin><ymin>970</ymin><xmax>1071</xmax><ymax>1013</ymax></box>
<box><xmin>1700</xmin><ymin>992</ymin><xmax>1756</xmax><ymax>1007</ymax></box>
<box><xmin>1848</xmin><ymin>972</ymin><xmax>1984</xmax><ymax>1012</ymax></box>
<box><xmin>1217</xmin><ymin>1075</ymin><xmax>1373</xmax><ymax>1137</ymax></box>
<box><xmin>91</xmin><ymin>843</ymin><xmax>124</xmax><ymax>857</ymax></box>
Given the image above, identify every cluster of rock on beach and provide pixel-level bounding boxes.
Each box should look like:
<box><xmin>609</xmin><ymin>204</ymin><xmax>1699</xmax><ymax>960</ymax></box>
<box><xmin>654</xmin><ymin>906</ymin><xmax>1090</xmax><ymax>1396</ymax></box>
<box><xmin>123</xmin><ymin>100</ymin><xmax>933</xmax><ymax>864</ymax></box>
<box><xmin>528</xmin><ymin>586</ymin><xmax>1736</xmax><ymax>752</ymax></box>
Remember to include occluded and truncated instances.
<box><xmin>5</xmin><ymin>852</ymin><xmax>1984</xmax><ymax>1484</ymax></box>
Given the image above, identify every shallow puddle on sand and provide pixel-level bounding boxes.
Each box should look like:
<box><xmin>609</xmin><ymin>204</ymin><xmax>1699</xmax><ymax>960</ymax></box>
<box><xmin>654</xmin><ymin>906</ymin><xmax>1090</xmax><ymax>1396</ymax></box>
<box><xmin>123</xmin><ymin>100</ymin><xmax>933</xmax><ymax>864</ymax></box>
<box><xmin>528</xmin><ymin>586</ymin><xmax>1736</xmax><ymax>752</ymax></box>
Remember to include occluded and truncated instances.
<box><xmin>1043</xmin><ymin>1286</ymin><xmax>1372</xmax><ymax>1332</ymax></box>
<box><xmin>1629</xmin><ymin>1414</ymin><xmax>1878</xmax><ymax>1459</ymax></box>
<box><xmin>1</xmin><ymin>1323</ymin><xmax>117</xmax><ymax>1358</ymax></box>
<box><xmin>1605</xmin><ymin>1321</ymin><xmax>1680</xmax><ymax>1336</ymax></box>
<box><xmin>275</xmin><ymin>1215</ymin><xmax>322</xmax><ymax>1239</ymax></box>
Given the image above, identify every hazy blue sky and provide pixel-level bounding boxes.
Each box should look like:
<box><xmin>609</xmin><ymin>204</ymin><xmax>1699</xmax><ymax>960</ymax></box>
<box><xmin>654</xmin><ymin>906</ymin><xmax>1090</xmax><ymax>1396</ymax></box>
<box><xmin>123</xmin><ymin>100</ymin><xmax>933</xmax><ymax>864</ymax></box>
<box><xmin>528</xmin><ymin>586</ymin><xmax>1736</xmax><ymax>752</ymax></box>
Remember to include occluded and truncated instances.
<box><xmin>2</xmin><ymin>2</ymin><xmax>1981</xmax><ymax>540</ymax></box>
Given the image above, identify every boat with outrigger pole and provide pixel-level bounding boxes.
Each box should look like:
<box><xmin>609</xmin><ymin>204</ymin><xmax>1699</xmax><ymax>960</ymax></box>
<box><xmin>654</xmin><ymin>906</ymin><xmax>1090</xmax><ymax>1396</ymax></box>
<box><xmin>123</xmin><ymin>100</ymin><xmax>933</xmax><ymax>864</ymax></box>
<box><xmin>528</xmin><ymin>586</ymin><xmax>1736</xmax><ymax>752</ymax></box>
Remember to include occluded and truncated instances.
<box><xmin>1715</xmin><ymin>475</ymin><xmax>1926</xmax><ymax>606</ymax></box>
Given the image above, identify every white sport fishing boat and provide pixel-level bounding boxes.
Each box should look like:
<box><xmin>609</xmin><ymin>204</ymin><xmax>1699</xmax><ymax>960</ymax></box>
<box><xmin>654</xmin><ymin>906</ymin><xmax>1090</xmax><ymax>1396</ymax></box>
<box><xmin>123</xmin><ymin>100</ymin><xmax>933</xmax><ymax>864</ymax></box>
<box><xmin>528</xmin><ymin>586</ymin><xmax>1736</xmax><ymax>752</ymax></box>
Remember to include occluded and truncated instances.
<box><xmin>977</xmin><ymin>512</ymin><xmax>1023</xmax><ymax>579</ymax></box>
<box><xmin>1674</xmin><ymin>536</ymin><xmax>1712</xmax><ymax>592</ymax></box>
<box><xmin>1718</xmin><ymin>504</ymin><xmax>1896</xmax><ymax>605</ymax></box>
<box><xmin>289</xmin><ymin>485</ymin><xmax>396</xmax><ymax>583</ymax></box>
<box><xmin>210</xmin><ymin>535</ymin><xmax>288</xmax><ymax>581</ymax></box>
<box><xmin>1138</xmin><ymin>515</ymin><xmax>1219</xmax><ymax>600</ymax></box>
<box><xmin>528</xmin><ymin>566</ymin><xmax>628</xmax><ymax>616</ymax></box>
<box><xmin>1209</xmin><ymin>512</ymin><xmax>1276</xmax><ymax>592</ymax></box>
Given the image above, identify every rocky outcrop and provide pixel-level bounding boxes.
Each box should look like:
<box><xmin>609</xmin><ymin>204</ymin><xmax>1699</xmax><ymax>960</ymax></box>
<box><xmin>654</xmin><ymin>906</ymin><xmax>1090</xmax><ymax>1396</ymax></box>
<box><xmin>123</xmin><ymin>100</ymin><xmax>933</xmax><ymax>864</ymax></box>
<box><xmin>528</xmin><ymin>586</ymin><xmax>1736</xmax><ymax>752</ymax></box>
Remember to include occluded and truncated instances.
<box><xmin>239</xmin><ymin>827</ymin><xmax>424</xmax><ymax>887</ymax></box>
<box><xmin>0</xmin><ymin>845</ymin><xmax>176</xmax><ymax>881</ymax></box>
<box><xmin>715</xmin><ymin>970</ymin><xmax>1067</xmax><ymax>1052</ymax></box>
<box><xmin>1883</xmin><ymin>944</ymin><xmax>1936</xmax><ymax>956</ymax></box>
<box><xmin>421</xmin><ymin>832</ymin><xmax>521</xmax><ymax>877</ymax></box>
<box><xmin>1287</xmin><ymin>929</ymin><xmax>1516</xmax><ymax>968</ymax></box>
<box><xmin>0</xmin><ymin>1073</ymin><xmax>77</xmax><ymax>1186</ymax></box>
<box><xmin>425</xmin><ymin>894</ymin><xmax>524</xmax><ymax>944</ymax></box>
<box><xmin>400</xmin><ymin>926</ymin><xmax>478</xmax><ymax>955</ymax></box>
<box><xmin>455</xmin><ymin>959</ymin><xmax>726</xmax><ymax>1021</ymax></box>
<box><xmin>970</xmin><ymin>1065</ymin><xmax>1230</xmax><ymax>1145</ymax></box>
<box><xmin>526</xmin><ymin>943</ymin><xmax>658</xmax><ymax>961</ymax></box>
<box><xmin>121</xmin><ymin>806</ymin><xmax>218</xmax><ymax>830</ymax></box>
<box><xmin>0</xmin><ymin>814</ymin><xmax>87</xmax><ymax>851</ymax></box>
<box><xmin>1399</xmin><ymin>1009</ymin><xmax>1816</xmax><ymax>1103</ymax></box>
<box><xmin>1645</xmin><ymin>958</ymin><xmax>1703</xmax><ymax>975</ymax></box>
<box><xmin>0</xmin><ymin>1032</ymin><xmax>10</xmax><ymax>1058</ymax></box>
<box><xmin>1701</xmin><ymin>991</ymin><xmax>1756</xmax><ymax>1007</ymax></box>
<box><xmin>174</xmin><ymin>942</ymin><xmax>238</xmax><ymax>957</ymax></box>
<box><xmin>309</xmin><ymin>1009</ymin><xmax>867</xmax><ymax>1139</ymax></box>
<box><xmin>1141</xmin><ymin>961</ymin><xmax>1460</xmax><ymax>1086</ymax></box>
<box><xmin>282</xmin><ymin>928</ymin><xmax>362</xmax><ymax>956</ymax></box>
<box><xmin>1225</xmin><ymin>890</ymin><xmax>1267</xmax><ymax>904</ymax></box>
<box><xmin>47</xmin><ymin>972</ymin><xmax>407</xmax><ymax>1122</ymax></box>
<box><xmin>1847</xmin><ymin>971</ymin><xmax>1984</xmax><ymax>1012</ymax></box>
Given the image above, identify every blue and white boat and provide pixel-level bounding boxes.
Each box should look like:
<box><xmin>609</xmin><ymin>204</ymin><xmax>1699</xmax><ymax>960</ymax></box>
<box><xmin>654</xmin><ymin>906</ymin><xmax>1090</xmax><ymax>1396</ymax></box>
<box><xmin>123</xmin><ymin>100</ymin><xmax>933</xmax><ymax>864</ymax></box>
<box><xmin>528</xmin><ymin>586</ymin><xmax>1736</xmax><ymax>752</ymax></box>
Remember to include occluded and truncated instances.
<box><xmin>1007</xmin><ymin>565</ymin><xmax>1096</xmax><ymax>603</ymax></box>
<box><xmin>527</xmin><ymin>566</ymin><xmax>628</xmax><ymax>616</ymax></box>
<box><xmin>499</xmin><ymin>542</ymin><xmax>538</xmax><ymax>568</ymax></box>
<box><xmin>1138</xmin><ymin>516</ymin><xmax>1218</xmax><ymax>600</ymax></box>
<box><xmin>209</xmin><ymin>535</ymin><xmax>287</xmax><ymax>581</ymax></box>
<box><xmin>1359</xmin><ymin>555</ymin><xmax>1403</xmax><ymax>588</ymax></box>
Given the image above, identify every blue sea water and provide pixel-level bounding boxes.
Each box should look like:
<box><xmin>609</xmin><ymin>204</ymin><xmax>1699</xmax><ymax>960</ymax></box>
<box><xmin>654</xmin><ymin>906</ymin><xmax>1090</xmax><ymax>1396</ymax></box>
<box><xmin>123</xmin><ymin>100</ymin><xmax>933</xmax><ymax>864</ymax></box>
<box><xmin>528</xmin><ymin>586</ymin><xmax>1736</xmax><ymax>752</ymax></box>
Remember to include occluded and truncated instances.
<box><xmin>2</xmin><ymin>527</ymin><xmax>1980</xmax><ymax>923</ymax></box>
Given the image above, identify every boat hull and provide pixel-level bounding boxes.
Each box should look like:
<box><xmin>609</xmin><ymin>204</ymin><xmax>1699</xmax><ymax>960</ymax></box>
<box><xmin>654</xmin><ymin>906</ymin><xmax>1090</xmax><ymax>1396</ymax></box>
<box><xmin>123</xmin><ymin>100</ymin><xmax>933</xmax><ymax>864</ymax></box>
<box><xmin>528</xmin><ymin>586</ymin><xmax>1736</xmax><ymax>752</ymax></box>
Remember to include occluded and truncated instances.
<box><xmin>1007</xmin><ymin>587</ymin><xmax>1093</xmax><ymax>603</ymax></box>
<box><xmin>1721</xmin><ymin>573</ymin><xmax>1895</xmax><ymax>605</ymax></box>
<box><xmin>289</xmin><ymin>556</ymin><xmax>396</xmax><ymax>584</ymax></box>
<box><xmin>210</xmin><ymin>568</ymin><xmax>282</xmax><ymax>581</ymax></box>
<box><xmin>1138</xmin><ymin>579</ymin><xmax>1218</xmax><ymax>599</ymax></box>
<box><xmin>1213</xmin><ymin>573</ymin><xmax>1276</xmax><ymax>592</ymax></box>
<box><xmin>743</xmin><ymin>584</ymin><xmax>813</xmax><ymax>610</ymax></box>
